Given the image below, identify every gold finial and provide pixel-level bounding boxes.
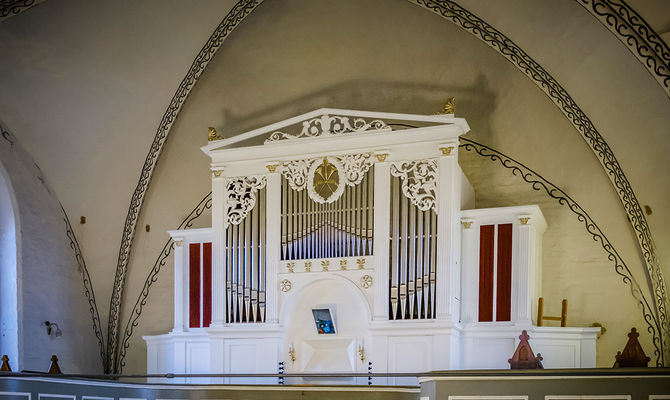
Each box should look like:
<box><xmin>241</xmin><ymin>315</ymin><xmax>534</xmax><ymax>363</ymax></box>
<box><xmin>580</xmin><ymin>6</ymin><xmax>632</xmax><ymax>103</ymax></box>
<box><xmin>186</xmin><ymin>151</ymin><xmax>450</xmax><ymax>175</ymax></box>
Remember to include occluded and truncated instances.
<box><xmin>437</xmin><ymin>97</ymin><xmax>455</xmax><ymax>115</ymax></box>
<box><xmin>208</xmin><ymin>126</ymin><xmax>222</xmax><ymax>141</ymax></box>
<box><xmin>288</xmin><ymin>345</ymin><xmax>296</xmax><ymax>363</ymax></box>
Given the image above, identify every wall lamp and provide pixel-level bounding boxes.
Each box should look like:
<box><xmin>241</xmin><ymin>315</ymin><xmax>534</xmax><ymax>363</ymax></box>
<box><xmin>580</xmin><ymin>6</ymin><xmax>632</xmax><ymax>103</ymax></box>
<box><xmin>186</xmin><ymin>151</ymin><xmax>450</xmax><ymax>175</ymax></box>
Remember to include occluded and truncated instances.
<box><xmin>45</xmin><ymin>321</ymin><xmax>62</xmax><ymax>337</ymax></box>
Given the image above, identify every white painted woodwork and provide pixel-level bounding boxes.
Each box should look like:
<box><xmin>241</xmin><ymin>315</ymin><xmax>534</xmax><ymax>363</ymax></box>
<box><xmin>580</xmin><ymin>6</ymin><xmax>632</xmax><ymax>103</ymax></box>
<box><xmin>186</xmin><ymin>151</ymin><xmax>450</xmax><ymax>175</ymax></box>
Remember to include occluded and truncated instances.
<box><xmin>146</xmin><ymin>110</ymin><xmax>598</xmax><ymax>379</ymax></box>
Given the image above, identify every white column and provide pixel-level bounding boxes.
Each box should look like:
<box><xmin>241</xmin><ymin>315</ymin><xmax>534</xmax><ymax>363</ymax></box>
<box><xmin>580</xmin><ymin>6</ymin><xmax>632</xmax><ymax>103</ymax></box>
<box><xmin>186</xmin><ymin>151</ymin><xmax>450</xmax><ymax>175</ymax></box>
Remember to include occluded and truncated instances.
<box><xmin>435</xmin><ymin>144</ymin><xmax>461</xmax><ymax>322</ymax></box>
<box><xmin>372</xmin><ymin>157</ymin><xmax>391</xmax><ymax>321</ymax></box>
<box><xmin>265</xmin><ymin>171</ymin><xmax>281</xmax><ymax>323</ymax></box>
<box><xmin>460</xmin><ymin>219</ymin><xmax>477</xmax><ymax>324</ymax></box>
<box><xmin>210</xmin><ymin>171</ymin><xmax>227</xmax><ymax>328</ymax></box>
<box><xmin>172</xmin><ymin>238</ymin><xmax>185</xmax><ymax>332</ymax></box>
<box><xmin>516</xmin><ymin>216</ymin><xmax>534</xmax><ymax>325</ymax></box>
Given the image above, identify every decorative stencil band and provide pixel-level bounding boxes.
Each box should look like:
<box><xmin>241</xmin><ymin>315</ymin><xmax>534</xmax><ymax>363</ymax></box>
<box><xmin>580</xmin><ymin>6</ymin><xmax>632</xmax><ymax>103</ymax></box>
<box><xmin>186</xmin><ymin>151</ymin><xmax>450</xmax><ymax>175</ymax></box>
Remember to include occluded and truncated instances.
<box><xmin>578</xmin><ymin>0</ymin><xmax>670</xmax><ymax>98</ymax></box>
<box><xmin>411</xmin><ymin>0</ymin><xmax>667</xmax><ymax>366</ymax></box>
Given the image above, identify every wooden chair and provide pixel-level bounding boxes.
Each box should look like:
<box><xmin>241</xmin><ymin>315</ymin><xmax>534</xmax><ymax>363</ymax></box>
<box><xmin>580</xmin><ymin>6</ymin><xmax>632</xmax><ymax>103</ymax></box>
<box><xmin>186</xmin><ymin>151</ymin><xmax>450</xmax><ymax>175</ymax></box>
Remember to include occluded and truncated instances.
<box><xmin>537</xmin><ymin>297</ymin><xmax>567</xmax><ymax>327</ymax></box>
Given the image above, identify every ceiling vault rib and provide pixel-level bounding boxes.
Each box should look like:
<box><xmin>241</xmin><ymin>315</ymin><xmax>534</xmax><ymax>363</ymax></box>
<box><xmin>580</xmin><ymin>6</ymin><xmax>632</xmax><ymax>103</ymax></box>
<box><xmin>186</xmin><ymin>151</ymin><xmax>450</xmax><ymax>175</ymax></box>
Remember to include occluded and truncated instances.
<box><xmin>409</xmin><ymin>0</ymin><xmax>668</xmax><ymax>365</ymax></box>
<box><xmin>105</xmin><ymin>0</ymin><xmax>670</xmax><ymax>373</ymax></box>
<box><xmin>577</xmin><ymin>0</ymin><xmax>670</xmax><ymax>98</ymax></box>
<box><xmin>0</xmin><ymin>0</ymin><xmax>46</xmax><ymax>23</ymax></box>
<box><xmin>105</xmin><ymin>0</ymin><xmax>263</xmax><ymax>374</ymax></box>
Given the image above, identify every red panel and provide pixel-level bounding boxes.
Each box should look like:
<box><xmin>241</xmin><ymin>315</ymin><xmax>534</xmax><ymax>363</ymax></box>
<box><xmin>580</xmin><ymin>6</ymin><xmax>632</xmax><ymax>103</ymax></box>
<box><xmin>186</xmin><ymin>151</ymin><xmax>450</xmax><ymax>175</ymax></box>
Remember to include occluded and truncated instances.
<box><xmin>496</xmin><ymin>223</ymin><xmax>513</xmax><ymax>321</ymax></box>
<box><xmin>478</xmin><ymin>225</ymin><xmax>495</xmax><ymax>322</ymax></box>
<box><xmin>202</xmin><ymin>242</ymin><xmax>212</xmax><ymax>328</ymax></box>
<box><xmin>189</xmin><ymin>243</ymin><xmax>201</xmax><ymax>328</ymax></box>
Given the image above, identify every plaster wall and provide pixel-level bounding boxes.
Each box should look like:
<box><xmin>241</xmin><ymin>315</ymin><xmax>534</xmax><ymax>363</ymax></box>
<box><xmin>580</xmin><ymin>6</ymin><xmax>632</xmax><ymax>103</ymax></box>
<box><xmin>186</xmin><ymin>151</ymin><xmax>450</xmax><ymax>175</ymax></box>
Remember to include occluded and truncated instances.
<box><xmin>118</xmin><ymin>0</ymin><xmax>662</xmax><ymax>372</ymax></box>
<box><xmin>0</xmin><ymin>119</ymin><xmax>99</xmax><ymax>373</ymax></box>
<box><xmin>0</xmin><ymin>0</ymin><xmax>668</xmax><ymax>373</ymax></box>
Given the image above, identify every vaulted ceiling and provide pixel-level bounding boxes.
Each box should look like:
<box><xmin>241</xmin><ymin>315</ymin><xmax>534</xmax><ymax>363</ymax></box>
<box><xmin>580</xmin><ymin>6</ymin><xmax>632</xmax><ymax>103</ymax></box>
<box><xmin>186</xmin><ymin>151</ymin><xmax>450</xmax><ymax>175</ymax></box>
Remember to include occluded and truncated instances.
<box><xmin>1</xmin><ymin>0</ymin><xmax>669</xmax><ymax>371</ymax></box>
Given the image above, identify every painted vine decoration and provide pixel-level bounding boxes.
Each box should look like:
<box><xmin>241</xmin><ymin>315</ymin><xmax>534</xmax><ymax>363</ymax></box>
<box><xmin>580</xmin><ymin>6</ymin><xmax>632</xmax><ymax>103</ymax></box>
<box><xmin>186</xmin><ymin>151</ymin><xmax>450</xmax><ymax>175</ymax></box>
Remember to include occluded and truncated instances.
<box><xmin>412</xmin><ymin>0</ymin><xmax>668</xmax><ymax>366</ymax></box>
<box><xmin>106</xmin><ymin>0</ymin><xmax>262</xmax><ymax>373</ymax></box>
<box><xmin>459</xmin><ymin>137</ymin><xmax>664</xmax><ymax>366</ymax></box>
<box><xmin>578</xmin><ymin>0</ymin><xmax>670</xmax><ymax>97</ymax></box>
<box><xmin>117</xmin><ymin>192</ymin><xmax>213</xmax><ymax>372</ymax></box>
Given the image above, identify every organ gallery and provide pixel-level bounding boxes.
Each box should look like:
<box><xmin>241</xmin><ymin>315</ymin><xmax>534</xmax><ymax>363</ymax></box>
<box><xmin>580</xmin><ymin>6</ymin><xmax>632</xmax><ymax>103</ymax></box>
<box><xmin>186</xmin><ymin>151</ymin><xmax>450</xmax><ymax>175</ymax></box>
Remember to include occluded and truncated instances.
<box><xmin>143</xmin><ymin>108</ymin><xmax>599</xmax><ymax>382</ymax></box>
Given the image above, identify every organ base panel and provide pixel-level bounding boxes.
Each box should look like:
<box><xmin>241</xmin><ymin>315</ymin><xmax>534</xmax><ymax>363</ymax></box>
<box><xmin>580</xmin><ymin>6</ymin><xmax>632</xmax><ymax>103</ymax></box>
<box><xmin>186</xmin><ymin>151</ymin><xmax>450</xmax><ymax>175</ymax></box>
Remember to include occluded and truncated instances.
<box><xmin>143</xmin><ymin>109</ymin><xmax>599</xmax><ymax>381</ymax></box>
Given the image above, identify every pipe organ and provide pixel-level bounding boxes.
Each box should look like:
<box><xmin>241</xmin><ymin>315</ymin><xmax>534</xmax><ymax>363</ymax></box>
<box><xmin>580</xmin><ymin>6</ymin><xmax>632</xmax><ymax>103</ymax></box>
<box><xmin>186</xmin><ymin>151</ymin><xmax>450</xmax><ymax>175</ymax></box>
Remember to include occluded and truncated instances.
<box><xmin>145</xmin><ymin>109</ymin><xmax>599</xmax><ymax>384</ymax></box>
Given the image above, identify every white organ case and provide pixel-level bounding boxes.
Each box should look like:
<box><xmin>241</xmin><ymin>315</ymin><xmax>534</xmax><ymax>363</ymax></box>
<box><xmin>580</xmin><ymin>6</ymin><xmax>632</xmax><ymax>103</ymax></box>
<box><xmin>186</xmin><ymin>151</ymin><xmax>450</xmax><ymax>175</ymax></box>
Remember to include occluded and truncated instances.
<box><xmin>144</xmin><ymin>109</ymin><xmax>599</xmax><ymax>383</ymax></box>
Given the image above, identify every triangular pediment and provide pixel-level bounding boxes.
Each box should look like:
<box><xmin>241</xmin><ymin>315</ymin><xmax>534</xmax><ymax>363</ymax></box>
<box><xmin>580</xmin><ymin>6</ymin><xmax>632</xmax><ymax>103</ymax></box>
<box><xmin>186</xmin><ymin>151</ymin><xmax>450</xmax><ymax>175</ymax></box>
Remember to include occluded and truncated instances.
<box><xmin>202</xmin><ymin>108</ymin><xmax>467</xmax><ymax>153</ymax></box>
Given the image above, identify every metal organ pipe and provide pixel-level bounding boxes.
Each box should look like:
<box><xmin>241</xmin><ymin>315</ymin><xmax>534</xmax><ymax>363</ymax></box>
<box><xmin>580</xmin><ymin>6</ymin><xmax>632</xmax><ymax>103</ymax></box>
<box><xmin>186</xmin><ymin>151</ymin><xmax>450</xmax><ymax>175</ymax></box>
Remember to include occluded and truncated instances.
<box><xmin>280</xmin><ymin>170</ymin><xmax>373</xmax><ymax>261</ymax></box>
<box><xmin>225</xmin><ymin>186</ymin><xmax>267</xmax><ymax>323</ymax></box>
<box><xmin>388</xmin><ymin>175</ymin><xmax>437</xmax><ymax>320</ymax></box>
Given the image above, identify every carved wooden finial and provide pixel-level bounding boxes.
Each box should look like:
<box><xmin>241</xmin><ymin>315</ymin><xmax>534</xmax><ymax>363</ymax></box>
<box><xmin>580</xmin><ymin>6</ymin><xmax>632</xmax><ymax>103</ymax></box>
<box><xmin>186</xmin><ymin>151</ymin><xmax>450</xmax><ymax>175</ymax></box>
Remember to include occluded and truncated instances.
<box><xmin>436</xmin><ymin>97</ymin><xmax>455</xmax><ymax>115</ymax></box>
<box><xmin>48</xmin><ymin>355</ymin><xmax>62</xmax><ymax>374</ymax></box>
<box><xmin>508</xmin><ymin>330</ymin><xmax>544</xmax><ymax>369</ymax></box>
<box><xmin>208</xmin><ymin>126</ymin><xmax>222</xmax><ymax>142</ymax></box>
<box><xmin>613</xmin><ymin>327</ymin><xmax>650</xmax><ymax>367</ymax></box>
<box><xmin>1</xmin><ymin>355</ymin><xmax>11</xmax><ymax>372</ymax></box>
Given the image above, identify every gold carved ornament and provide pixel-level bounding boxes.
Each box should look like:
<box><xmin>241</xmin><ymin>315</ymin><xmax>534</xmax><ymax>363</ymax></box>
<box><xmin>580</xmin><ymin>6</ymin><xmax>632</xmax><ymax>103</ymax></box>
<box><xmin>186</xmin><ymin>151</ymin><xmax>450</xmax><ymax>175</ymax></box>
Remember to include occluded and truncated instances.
<box><xmin>208</xmin><ymin>126</ymin><xmax>222</xmax><ymax>141</ymax></box>
<box><xmin>313</xmin><ymin>157</ymin><xmax>340</xmax><ymax>201</ymax></box>
<box><xmin>436</xmin><ymin>97</ymin><xmax>455</xmax><ymax>115</ymax></box>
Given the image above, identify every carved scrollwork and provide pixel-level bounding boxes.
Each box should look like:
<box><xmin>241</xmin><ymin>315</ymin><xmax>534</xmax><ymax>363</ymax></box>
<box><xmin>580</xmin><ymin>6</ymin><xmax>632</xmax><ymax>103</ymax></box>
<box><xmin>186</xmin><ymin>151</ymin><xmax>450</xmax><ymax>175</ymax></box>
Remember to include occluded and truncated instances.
<box><xmin>226</xmin><ymin>175</ymin><xmax>267</xmax><ymax>225</ymax></box>
<box><xmin>265</xmin><ymin>114</ymin><xmax>391</xmax><ymax>142</ymax></box>
<box><xmin>279</xmin><ymin>153</ymin><xmax>374</xmax><ymax>204</ymax></box>
<box><xmin>278</xmin><ymin>159</ymin><xmax>310</xmax><ymax>191</ymax></box>
<box><xmin>339</xmin><ymin>153</ymin><xmax>375</xmax><ymax>186</ymax></box>
<box><xmin>390</xmin><ymin>160</ymin><xmax>438</xmax><ymax>213</ymax></box>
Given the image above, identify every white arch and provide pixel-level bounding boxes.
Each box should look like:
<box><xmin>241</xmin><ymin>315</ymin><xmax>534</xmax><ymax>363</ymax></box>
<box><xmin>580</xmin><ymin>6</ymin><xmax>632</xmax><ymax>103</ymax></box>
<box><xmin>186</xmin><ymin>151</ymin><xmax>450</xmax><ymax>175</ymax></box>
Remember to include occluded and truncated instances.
<box><xmin>0</xmin><ymin>160</ymin><xmax>21</xmax><ymax>370</ymax></box>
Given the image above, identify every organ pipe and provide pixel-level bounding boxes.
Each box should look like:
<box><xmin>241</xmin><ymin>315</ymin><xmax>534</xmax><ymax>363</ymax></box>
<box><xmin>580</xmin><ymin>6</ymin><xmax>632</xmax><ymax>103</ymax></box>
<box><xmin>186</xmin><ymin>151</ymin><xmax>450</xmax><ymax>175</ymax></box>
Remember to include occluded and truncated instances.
<box><xmin>388</xmin><ymin>175</ymin><xmax>437</xmax><ymax>320</ymax></box>
<box><xmin>280</xmin><ymin>170</ymin><xmax>373</xmax><ymax>261</ymax></box>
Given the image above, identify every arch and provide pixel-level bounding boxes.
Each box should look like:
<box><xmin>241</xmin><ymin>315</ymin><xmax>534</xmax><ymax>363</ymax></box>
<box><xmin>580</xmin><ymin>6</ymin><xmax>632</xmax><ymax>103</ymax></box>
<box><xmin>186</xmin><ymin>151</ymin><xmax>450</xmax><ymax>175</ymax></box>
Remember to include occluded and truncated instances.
<box><xmin>107</xmin><ymin>0</ymin><xmax>669</xmax><ymax>370</ymax></box>
<box><xmin>0</xmin><ymin>160</ymin><xmax>21</xmax><ymax>371</ymax></box>
<box><xmin>278</xmin><ymin>275</ymin><xmax>373</xmax><ymax>327</ymax></box>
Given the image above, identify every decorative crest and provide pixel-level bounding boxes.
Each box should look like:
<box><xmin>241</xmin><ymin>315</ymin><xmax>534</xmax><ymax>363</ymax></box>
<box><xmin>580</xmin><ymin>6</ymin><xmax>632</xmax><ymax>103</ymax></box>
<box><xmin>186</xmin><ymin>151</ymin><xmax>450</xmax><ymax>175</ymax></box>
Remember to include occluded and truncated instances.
<box><xmin>391</xmin><ymin>159</ymin><xmax>438</xmax><ymax>213</ymax></box>
<box><xmin>436</xmin><ymin>97</ymin><xmax>455</xmax><ymax>115</ymax></box>
<box><xmin>208</xmin><ymin>127</ymin><xmax>222</xmax><ymax>141</ymax></box>
<box><xmin>265</xmin><ymin>114</ymin><xmax>391</xmax><ymax>143</ymax></box>
<box><xmin>226</xmin><ymin>176</ymin><xmax>267</xmax><ymax>225</ymax></box>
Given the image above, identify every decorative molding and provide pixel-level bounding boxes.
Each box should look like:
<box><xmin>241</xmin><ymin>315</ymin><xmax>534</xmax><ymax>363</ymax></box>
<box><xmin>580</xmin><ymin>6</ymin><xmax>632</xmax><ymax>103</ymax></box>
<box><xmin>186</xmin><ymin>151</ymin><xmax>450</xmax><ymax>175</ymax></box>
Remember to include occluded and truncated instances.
<box><xmin>0</xmin><ymin>0</ymin><xmax>45</xmax><ymax>23</ymax></box>
<box><xmin>107</xmin><ymin>0</ymin><xmax>262</xmax><ymax>373</ymax></box>
<box><xmin>460</xmin><ymin>137</ymin><xmax>664</xmax><ymax>366</ymax></box>
<box><xmin>411</xmin><ymin>0</ymin><xmax>668</xmax><ymax>366</ymax></box>
<box><xmin>211</xmin><ymin>169</ymin><xmax>223</xmax><ymax>178</ymax></box>
<box><xmin>461</xmin><ymin>220</ymin><xmax>473</xmax><ymax>229</ymax></box>
<box><xmin>117</xmin><ymin>192</ymin><xmax>213</xmax><ymax>372</ymax></box>
<box><xmin>440</xmin><ymin>146</ymin><xmax>454</xmax><ymax>156</ymax></box>
<box><xmin>265</xmin><ymin>114</ymin><xmax>391</xmax><ymax>143</ymax></box>
<box><xmin>578</xmin><ymin>0</ymin><xmax>670</xmax><ymax>98</ymax></box>
<box><xmin>265</xmin><ymin>164</ymin><xmax>278</xmax><ymax>173</ymax></box>
<box><xmin>207</xmin><ymin>126</ymin><xmax>222</xmax><ymax>142</ymax></box>
<box><xmin>519</xmin><ymin>217</ymin><xmax>530</xmax><ymax>225</ymax></box>
<box><xmin>226</xmin><ymin>175</ymin><xmax>266</xmax><ymax>225</ymax></box>
<box><xmin>375</xmin><ymin>153</ymin><xmax>389</xmax><ymax>162</ymax></box>
<box><xmin>361</xmin><ymin>274</ymin><xmax>373</xmax><ymax>289</ymax></box>
<box><xmin>280</xmin><ymin>279</ymin><xmax>292</xmax><ymax>292</ymax></box>
<box><xmin>390</xmin><ymin>159</ymin><xmax>439</xmax><ymax>213</ymax></box>
<box><xmin>279</xmin><ymin>153</ymin><xmax>374</xmax><ymax>204</ymax></box>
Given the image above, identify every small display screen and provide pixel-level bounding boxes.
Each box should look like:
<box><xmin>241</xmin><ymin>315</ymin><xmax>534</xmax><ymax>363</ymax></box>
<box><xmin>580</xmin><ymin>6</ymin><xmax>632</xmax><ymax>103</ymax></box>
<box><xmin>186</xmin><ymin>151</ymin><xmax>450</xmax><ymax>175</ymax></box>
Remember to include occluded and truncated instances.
<box><xmin>312</xmin><ymin>308</ymin><xmax>335</xmax><ymax>334</ymax></box>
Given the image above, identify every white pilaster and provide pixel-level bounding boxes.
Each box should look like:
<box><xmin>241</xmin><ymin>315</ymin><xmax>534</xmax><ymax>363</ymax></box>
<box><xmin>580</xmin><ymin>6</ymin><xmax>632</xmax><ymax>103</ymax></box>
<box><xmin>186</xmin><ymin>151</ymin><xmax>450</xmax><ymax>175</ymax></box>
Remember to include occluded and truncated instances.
<box><xmin>372</xmin><ymin>159</ymin><xmax>391</xmax><ymax>321</ymax></box>
<box><xmin>435</xmin><ymin>144</ymin><xmax>461</xmax><ymax>322</ymax></box>
<box><xmin>516</xmin><ymin>216</ymin><xmax>534</xmax><ymax>325</ymax></box>
<box><xmin>172</xmin><ymin>238</ymin><xmax>185</xmax><ymax>332</ymax></box>
<box><xmin>211</xmin><ymin>171</ymin><xmax>227</xmax><ymax>327</ymax></box>
<box><xmin>460</xmin><ymin>219</ymin><xmax>477</xmax><ymax>324</ymax></box>
<box><xmin>265</xmin><ymin>172</ymin><xmax>281</xmax><ymax>323</ymax></box>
